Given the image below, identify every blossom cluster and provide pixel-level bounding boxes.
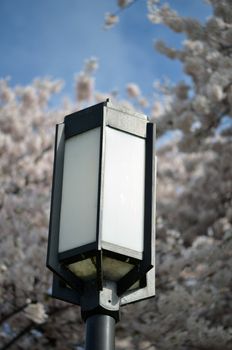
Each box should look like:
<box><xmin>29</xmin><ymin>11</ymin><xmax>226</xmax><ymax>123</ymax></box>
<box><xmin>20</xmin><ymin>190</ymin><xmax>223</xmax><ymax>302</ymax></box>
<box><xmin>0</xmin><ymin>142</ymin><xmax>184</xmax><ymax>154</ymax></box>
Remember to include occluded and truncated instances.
<box><xmin>0</xmin><ymin>1</ymin><xmax>232</xmax><ymax>349</ymax></box>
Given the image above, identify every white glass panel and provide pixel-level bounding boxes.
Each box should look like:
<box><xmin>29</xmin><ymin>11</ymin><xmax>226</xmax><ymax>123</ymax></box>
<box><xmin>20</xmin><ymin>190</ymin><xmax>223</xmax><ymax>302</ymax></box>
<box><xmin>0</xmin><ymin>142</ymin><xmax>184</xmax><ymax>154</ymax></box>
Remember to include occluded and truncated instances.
<box><xmin>101</xmin><ymin>127</ymin><xmax>145</xmax><ymax>254</ymax></box>
<box><xmin>59</xmin><ymin>127</ymin><xmax>100</xmax><ymax>253</ymax></box>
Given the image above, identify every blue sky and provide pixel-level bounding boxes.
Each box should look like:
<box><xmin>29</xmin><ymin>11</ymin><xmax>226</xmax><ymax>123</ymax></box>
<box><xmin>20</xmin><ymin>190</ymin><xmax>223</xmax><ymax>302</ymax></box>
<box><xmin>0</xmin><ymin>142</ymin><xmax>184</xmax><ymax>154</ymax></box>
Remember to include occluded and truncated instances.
<box><xmin>0</xmin><ymin>0</ymin><xmax>211</xmax><ymax>103</ymax></box>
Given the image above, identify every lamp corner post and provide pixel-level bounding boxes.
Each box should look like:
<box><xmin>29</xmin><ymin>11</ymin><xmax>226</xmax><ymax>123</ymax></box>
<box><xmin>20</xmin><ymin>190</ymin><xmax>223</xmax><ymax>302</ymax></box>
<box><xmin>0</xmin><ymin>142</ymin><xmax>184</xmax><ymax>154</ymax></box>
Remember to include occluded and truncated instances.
<box><xmin>46</xmin><ymin>99</ymin><xmax>156</xmax><ymax>349</ymax></box>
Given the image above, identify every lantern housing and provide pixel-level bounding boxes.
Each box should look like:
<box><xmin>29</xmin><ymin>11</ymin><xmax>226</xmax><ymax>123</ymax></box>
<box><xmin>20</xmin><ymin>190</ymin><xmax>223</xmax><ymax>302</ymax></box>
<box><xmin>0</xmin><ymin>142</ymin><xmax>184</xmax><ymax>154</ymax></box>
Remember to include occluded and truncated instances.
<box><xmin>47</xmin><ymin>100</ymin><xmax>156</xmax><ymax>312</ymax></box>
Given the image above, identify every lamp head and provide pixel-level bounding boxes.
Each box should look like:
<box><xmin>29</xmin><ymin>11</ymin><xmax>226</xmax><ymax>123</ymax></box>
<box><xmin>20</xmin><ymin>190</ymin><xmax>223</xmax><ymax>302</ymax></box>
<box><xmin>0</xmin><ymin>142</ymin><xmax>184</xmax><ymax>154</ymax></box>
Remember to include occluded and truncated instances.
<box><xmin>47</xmin><ymin>100</ymin><xmax>156</xmax><ymax>310</ymax></box>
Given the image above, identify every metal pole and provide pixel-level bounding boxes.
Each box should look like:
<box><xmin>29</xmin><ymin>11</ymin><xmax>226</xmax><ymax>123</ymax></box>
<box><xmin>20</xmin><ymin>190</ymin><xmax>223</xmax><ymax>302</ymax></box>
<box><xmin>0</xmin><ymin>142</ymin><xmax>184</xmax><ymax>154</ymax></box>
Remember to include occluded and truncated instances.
<box><xmin>85</xmin><ymin>314</ymin><xmax>115</xmax><ymax>350</ymax></box>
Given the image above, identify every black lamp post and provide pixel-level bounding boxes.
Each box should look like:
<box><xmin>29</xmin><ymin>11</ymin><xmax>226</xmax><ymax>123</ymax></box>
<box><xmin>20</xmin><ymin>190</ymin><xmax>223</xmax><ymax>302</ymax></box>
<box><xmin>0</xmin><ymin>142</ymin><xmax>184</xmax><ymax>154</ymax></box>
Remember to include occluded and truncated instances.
<box><xmin>47</xmin><ymin>99</ymin><xmax>156</xmax><ymax>350</ymax></box>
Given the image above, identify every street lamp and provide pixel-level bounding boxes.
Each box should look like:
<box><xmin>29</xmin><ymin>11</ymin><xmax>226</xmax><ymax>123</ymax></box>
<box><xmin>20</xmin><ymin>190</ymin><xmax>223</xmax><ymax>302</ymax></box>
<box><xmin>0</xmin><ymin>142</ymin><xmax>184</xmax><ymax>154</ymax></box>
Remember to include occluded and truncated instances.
<box><xmin>47</xmin><ymin>99</ymin><xmax>156</xmax><ymax>350</ymax></box>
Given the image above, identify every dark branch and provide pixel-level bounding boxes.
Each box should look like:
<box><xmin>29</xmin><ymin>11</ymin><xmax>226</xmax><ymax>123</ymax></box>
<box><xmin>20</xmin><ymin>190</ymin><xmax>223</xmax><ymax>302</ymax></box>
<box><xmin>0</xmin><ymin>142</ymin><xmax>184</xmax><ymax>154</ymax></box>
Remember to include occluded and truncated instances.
<box><xmin>0</xmin><ymin>323</ymin><xmax>34</xmax><ymax>350</ymax></box>
<box><xmin>0</xmin><ymin>303</ymin><xmax>29</xmax><ymax>325</ymax></box>
<box><xmin>0</xmin><ymin>305</ymin><xmax>73</xmax><ymax>350</ymax></box>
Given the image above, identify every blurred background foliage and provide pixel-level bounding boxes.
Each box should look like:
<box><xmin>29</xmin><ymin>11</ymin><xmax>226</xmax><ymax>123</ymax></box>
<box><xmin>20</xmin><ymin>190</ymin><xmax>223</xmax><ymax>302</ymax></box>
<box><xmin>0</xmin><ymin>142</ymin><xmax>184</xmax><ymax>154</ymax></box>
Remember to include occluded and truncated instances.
<box><xmin>0</xmin><ymin>1</ymin><xmax>232</xmax><ymax>349</ymax></box>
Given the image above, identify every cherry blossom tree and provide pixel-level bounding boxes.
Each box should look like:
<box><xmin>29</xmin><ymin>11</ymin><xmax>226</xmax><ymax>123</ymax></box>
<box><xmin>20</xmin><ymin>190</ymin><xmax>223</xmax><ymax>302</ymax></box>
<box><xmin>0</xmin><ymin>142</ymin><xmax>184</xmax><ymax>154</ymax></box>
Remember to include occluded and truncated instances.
<box><xmin>1</xmin><ymin>1</ymin><xmax>232</xmax><ymax>349</ymax></box>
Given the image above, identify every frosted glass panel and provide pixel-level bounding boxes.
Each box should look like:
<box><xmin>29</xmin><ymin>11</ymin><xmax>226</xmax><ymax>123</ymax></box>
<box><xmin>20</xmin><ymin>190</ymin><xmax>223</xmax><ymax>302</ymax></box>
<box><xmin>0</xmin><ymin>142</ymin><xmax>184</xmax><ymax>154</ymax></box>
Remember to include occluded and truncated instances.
<box><xmin>68</xmin><ymin>258</ymin><xmax>97</xmax><ymax>281</ymax></box>
<box><xmin>59</xmin><ymin>127</ymin><xmax>100</xmax><ymax>253</ymax></box>
<box><xmin>103</xmin><ymin>256</ymin><xmax>134</xmax><ymax>282</ymax></box>
<box><xmin>102</xmin><ymin>127</ymin><xmax>145</xmax><ymax>254</ymax></box>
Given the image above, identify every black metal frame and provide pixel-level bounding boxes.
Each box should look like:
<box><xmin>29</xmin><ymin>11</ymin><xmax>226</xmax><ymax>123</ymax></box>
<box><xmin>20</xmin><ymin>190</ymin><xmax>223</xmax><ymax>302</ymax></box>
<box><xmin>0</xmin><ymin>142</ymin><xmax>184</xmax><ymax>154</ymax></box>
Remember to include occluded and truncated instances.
<box><xmin>47</xmin><ymin>100</ymin><xmax>156</xmax><ymax>306</ymax></box>
<box><xmin>52</xmin><ymin>274</ymin><xmax>81</xmax><ymax>305</ymax></box>
<box><xmin>46</xmin><ymin>123</ymin><xmax>83</xmax><ymax>292</ymax></box>
<box><xmin>64</xmin><ymin>103</ymin><xmax>104</xmax><ymax>139</ymax></box>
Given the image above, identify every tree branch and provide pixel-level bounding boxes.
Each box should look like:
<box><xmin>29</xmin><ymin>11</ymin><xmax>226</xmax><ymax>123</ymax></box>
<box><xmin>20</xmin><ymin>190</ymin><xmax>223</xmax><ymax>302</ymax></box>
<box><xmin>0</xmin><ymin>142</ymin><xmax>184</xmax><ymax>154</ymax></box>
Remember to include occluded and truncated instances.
<box><xmin>0</xmin><ymin>303</ymin><xmax>29</xmax><ymax>325</ymax></box>
<box><xmin>0</xmin><ymin>323</ymin><xmax>34</xmax><ymax>350</ymax></box>
<box><xmin>0</xmin><ymin>304</ymin><xmax>73</xmax><ymax>350</ymax></box>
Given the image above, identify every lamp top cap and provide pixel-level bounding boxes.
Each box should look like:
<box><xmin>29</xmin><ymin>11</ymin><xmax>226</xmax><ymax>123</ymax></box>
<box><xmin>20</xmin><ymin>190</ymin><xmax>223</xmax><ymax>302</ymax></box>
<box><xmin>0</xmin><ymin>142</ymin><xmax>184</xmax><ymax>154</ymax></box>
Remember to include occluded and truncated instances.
<box><xmin>105</xmin><ymin>98</ymin><xmax>148</xmax><ymax>121</ymax></box>
<box><xmin>63</xmin><ymin>99</ymin><xmax>149</xmax><ymax>125</ymax></box>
